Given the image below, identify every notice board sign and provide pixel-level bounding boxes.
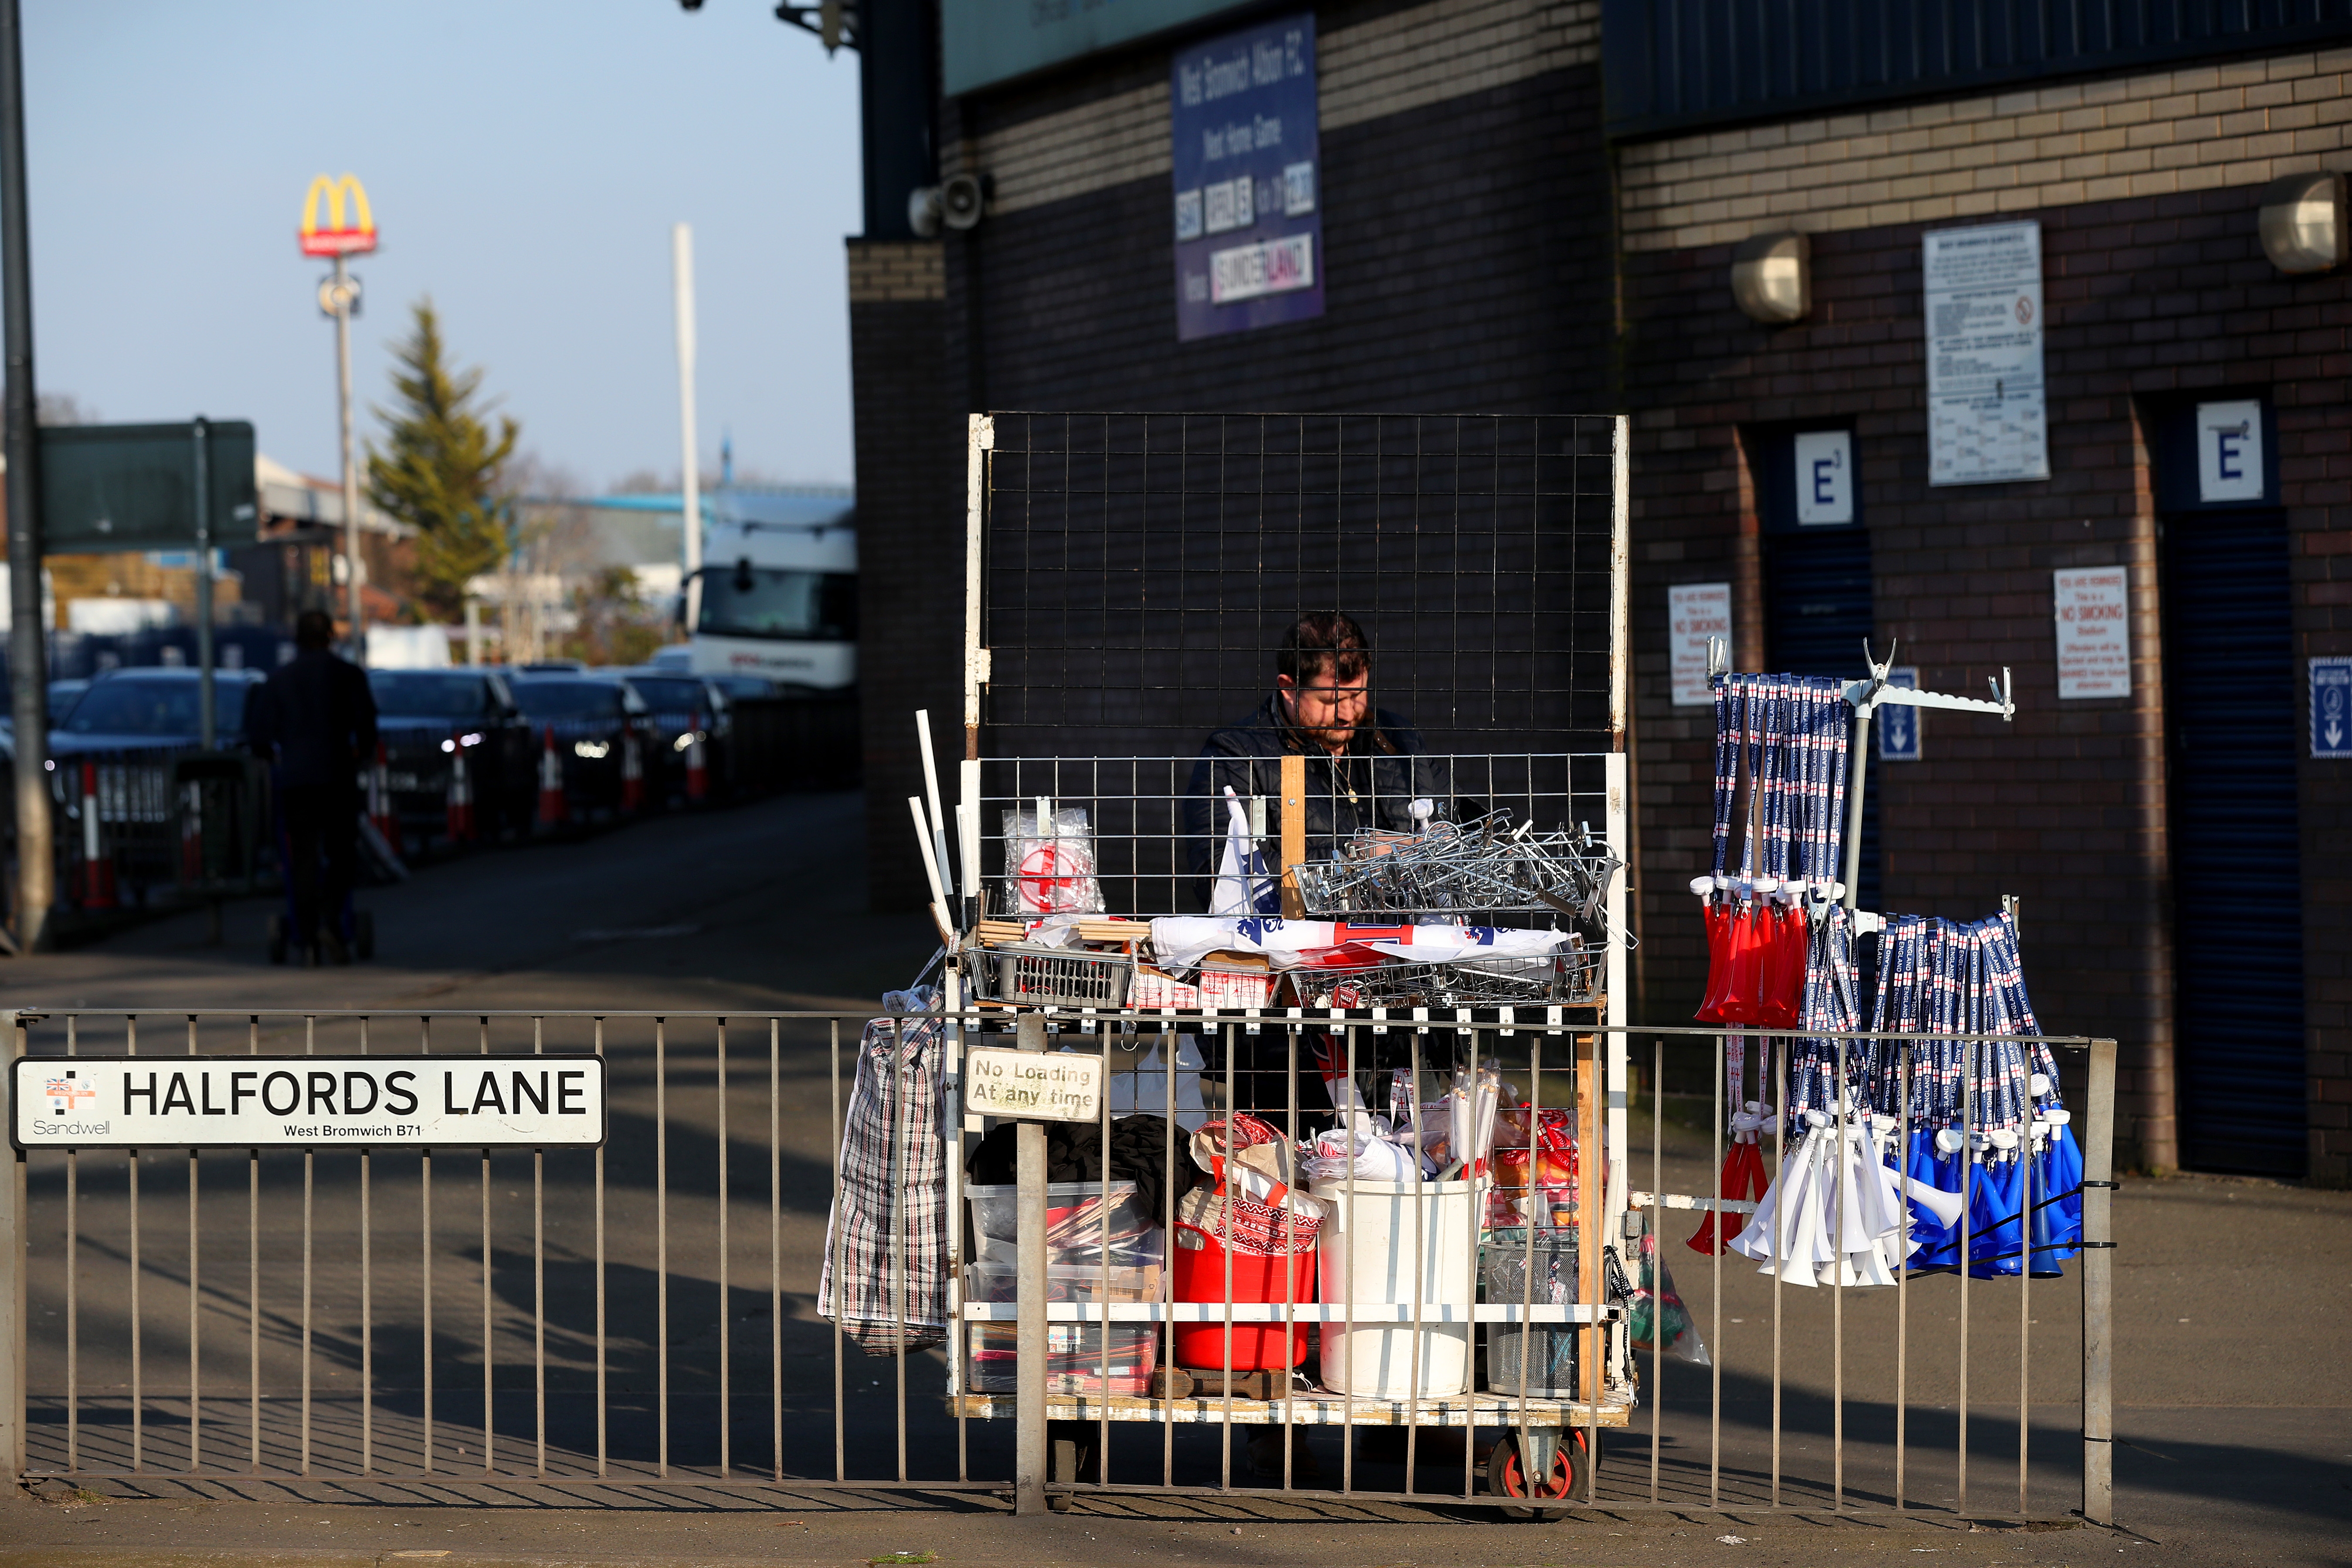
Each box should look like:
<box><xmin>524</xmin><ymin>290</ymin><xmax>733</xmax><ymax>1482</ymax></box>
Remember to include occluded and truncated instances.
<box><xmin>1925</xmin><ymin>222</ymin><xmax>2048</xmax><ymax>486</ymax></box>
<box><xmin>1172</xmin><ymin>14</ymin><xmax>1321</xmax><ymax>342</ymax></box>
<box><xmin>39</xmin><ymin>422</ymin><xmax>261</xmax><ymax>553</ymax></box>
<box><xmin>964</xmin><ymin>1046</ymin><xmax>1105</xmax><ymax>1122</ymax></box>
<box><xmin>2053</xmin><ymin>567</ymin><xmax>2131</xmax><ymax>700</ymax></box>
<box><xmin>11</xmin><ymin>1055</ymin><xmax>607</xmax><ymax>1149</ymax></box>
<box><xmin>1669</xmin><ymin>583</ymin><xmax>1731</xmax><ymax>706</ymax></box>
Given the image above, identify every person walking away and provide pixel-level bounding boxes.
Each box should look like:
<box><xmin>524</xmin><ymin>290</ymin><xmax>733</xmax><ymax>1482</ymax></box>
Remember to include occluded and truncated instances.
<box><xmin>247</xmin><ymin>610</ymin><xmax>378</xmax><ymax>964</ymax></box>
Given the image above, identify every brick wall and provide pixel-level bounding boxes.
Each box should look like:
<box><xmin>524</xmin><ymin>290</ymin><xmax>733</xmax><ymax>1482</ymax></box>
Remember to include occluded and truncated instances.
<box><xmin>847</xmin><ymin>239</ymin><xmax>964</xmax><ymax>918</ymax></box>
<box><xmin>1622</xmin><ymin>174</ymin><xmax>2352</xmax><ymax>1178</ymax></box>
<box><xmin>855</xmin><ymin>0</ymin><xmax>1622</xmax><ymax>911</ymax></box>
<box><xmin>1619</xmin><ymin>44</ymin><xmax>2352</xmax><ymax>253</ymax></box>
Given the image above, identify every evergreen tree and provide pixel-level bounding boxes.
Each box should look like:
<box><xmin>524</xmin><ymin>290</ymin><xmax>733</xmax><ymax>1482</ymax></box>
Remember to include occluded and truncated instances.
<box><xmin>366</xmin><ymin>300</ymin><xmax>519</xmax><ymax>620</ymax></box>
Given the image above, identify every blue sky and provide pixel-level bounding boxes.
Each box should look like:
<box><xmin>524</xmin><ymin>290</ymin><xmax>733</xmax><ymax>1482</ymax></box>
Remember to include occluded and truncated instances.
<box><xmin>21</xmin><ymin>0</ymin><xmax>862</xmax><ymax>492</ymax></box>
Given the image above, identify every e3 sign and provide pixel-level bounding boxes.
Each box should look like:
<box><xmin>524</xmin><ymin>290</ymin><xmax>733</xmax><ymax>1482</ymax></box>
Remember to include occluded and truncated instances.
<box><xmin>1794</xmin><ymin>430</ymin><xmax>1854</xmax><ymax>525</ymax></box>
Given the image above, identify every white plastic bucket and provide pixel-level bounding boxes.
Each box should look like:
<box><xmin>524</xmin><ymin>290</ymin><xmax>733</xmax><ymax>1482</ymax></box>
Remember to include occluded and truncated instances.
<box><xmin>1309</xmin><ymin>1176</ymin><xmax>1482</xmax><ymax>1398</ymax></box>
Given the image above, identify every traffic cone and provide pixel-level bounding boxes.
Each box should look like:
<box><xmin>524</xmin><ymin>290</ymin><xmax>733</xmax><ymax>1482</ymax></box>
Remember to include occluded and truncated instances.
<box><xmin>685</xmin><ymin>711</ymin><xmax>708</xmax><ymax>804</ymax></box>
<box><xmin>81</xmin><ymin>761</ymin><xmax>117</xmax><ymax>910</ymax></box>
<box><xmin>180</xmin><ymin>778</ymin><xmax>204</xmax><ymax>886</ymax></box>
<box><xmin>620</xmin><ymin>720</ymin><xmax>645</xmax><ymax>813</ymax></box>
<box><xmin>445</xmin><ymin>730</ymin><xmax>474</xmax><ymax>843</ymax></box>
<box><xmin>537</xmin><ymin>725</ymin><xmax>567</xmax><ymax>826</ymax></box>
<box><xmin>369</xmin><ymin>740</ymin><xmax>399</xmax><ymax>855</ymax></box>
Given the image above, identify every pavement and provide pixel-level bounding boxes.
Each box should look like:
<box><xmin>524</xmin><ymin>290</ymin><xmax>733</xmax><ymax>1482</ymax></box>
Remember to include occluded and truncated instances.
<box><xmin>4</xmin><ymin>791</ymin><xmax>2349</xmax><ymax>1566</ymax></box>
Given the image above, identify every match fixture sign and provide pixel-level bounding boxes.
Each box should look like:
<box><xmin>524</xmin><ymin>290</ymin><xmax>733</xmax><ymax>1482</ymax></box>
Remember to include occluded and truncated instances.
<box><xmin>11</xmin><ymin>1055</ymin><xmax>606</xmax><ymax>1150</ymax></box>
<box><xmin>963</xmin><ymin>1047</ymin><xmax>1105</xmax><ymax>1123</ymax></box>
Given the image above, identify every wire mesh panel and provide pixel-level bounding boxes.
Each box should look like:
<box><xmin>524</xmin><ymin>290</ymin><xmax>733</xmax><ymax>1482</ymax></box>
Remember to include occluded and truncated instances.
<box><xmin>976</xmin><ymin>753</ymin><xmax>1619</xmax><ymax>923</ymax></box>
<box><xmin>978</xmin><ymin>413</ymin><xmax>1621</xmax><ymax>758</ymax></box>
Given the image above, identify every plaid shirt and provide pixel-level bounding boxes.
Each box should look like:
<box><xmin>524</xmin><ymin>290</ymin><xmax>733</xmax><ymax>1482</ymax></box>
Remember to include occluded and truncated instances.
<box><xmin>818</xmin><ymin>1007</ymin><xmax>949</xmax><ymax>1354</ymax></box>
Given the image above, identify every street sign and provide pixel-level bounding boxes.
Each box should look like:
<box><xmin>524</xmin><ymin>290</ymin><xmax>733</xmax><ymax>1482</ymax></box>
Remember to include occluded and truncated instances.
<box><xmin>1878</xmin><ymin>666</ymin><xmax>1921</xmax><ymax>760</ymax></box>
<box><xmin>2315</xmin><ymin>657</ymin><xmax>2352</xmax><ymax>759</ymax></box>
<box><xmin>37</xmin><ymin>422</ymin><xmax>258</xmax><ymax>553</ymax></box>
<box><xmin>11</xmin><ymin>1054</ymin><xmax>607</xmax><ymax>1150</ymax></box>
<box><xmin>299</xmin><ymin>173</ymin><xmax>377</xmax><ymax>256</ymax></box>
<box><xmin>964</xmin><ymin>1045</ymin><xmax>1105</xmax><ymax>1122</ymax></box>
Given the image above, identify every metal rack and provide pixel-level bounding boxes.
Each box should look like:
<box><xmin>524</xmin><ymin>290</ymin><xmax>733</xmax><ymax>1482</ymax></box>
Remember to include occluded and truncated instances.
<box><xmin>923</xmin><ymin>411</ymin><xmax>1638</xmax><ymax>1514</ymax></box>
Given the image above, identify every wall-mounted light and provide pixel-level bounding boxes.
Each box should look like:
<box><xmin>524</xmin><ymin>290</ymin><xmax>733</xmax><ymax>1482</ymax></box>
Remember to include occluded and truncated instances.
<box><xmin>2258</xmin><ymin>170</ymin><xmax>2345</xmax><ymax>274</ymax></box>
<box><xmin>1731</xmin><ymin>231</ymin><xmax>1810</xmax><ymax>324</ymax></box>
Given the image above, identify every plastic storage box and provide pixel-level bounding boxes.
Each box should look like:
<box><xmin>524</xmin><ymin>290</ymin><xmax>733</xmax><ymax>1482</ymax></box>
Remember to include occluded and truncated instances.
<box><xmin>963</xmin><ymin>1261</ymin><xmax>1160</xmax><ymax>1395</ymax></box>
<box><xmin>967</xmin><ymin>1180</ymin><xmax>1164</xmax><ymax>1269</ymax></box>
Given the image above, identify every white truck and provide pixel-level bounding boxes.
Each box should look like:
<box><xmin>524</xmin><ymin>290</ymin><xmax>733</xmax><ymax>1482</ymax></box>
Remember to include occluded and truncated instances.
<box><xmin>688</xmin><ymin>489</ymin><xmax>857</xmax><ymax>691</ymax></box>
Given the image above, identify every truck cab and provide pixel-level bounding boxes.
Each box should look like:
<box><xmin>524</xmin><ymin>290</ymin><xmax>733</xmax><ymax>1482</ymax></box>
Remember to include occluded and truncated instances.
<box><xmin>689</xmin><ymin>490</ymin><xmax>856</xmax><ymax>692</ymax></box>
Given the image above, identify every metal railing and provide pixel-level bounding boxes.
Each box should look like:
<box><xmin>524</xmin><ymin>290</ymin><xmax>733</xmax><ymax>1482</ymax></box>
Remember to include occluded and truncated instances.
<box><xmin>0</xmin><ymin>1005</ymin><xmax>2114</xmax><ymax>1525</ymax></box>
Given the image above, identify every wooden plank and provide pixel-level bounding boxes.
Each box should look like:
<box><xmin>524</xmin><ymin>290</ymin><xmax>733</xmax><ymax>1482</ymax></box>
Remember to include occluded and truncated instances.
<box><xmin>945</xmin><ymin>1392</ymin><xmax>1632</xmax><ymax>1429</ymax></box>
<box><xmin>1279</xmin><ymin>752</ymin><xmax>1307</xmax><ymax>918</ymax></box>
<box><xmin>1578</xmin><ymin>1028</ymin><xmax>1604</xmax><ymax>1408</ymax></box>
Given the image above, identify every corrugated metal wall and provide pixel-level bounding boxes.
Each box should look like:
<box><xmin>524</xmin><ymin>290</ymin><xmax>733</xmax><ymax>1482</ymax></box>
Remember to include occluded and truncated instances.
<box><xmin>1603</xmin><ymin>0</ymin><xmax>2352</xmax><ymax>138</ymax></box>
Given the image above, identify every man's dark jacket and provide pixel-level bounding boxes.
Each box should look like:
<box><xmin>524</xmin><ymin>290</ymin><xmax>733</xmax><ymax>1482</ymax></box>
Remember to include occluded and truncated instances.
<box><xmin>246</xmin><ymin>648</ymin><xmax>379</xmax><ymax>790</ymax></box>
<box><xmin>1182</xmin><ymin>696</ymin><xmax>1453</xmax><ymax>886</ymax></box>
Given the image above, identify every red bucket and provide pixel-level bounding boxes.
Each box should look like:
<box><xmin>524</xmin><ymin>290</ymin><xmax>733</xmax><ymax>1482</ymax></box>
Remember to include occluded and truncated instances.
<box><xmin>1172</xmin><ymin>1222</ymin><xmax>1317</xmax><ymax>1371</ymax></box>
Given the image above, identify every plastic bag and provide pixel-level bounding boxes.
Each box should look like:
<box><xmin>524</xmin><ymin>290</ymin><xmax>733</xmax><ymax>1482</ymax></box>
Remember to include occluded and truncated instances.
<box><xmin>1002</xmin><ymin>804</ymin><xmax>1104</xmax><ymax>915</ymax></box>
<box><xmin>1626</xmin><ymin>1230</ymin><xmax>1710</xmax><ymax>1365</ymax></box>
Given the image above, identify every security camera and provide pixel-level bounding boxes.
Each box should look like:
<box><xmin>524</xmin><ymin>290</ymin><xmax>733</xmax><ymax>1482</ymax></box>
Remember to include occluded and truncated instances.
<box><xmin>908</xmin><ymin>185</ymin><xmax>943</xmax><ymax>238</ymax></box>
<box><xmin>941</xmin><ymin>172</ymin><xmax>991</xmax><ymax>231</ymax></box>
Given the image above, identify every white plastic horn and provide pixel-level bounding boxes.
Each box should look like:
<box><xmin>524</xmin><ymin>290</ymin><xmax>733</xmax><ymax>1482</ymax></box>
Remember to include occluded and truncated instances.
<box><xmin>1903</xmin><ymin>1177</ymin><xmax>1965</xmax><ymax>1229</ymax></box>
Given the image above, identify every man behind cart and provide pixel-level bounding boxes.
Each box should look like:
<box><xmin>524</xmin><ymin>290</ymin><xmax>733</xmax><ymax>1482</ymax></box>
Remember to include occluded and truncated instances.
<box><xmin>246</xmin><ymin>609</ymin><xmax>379</xmax><ymax>965</ymax></box>
<box><xmin>1183</xmin><ymin>610</ymin><xmax>1450</xmax><ymax>895</ymax></box>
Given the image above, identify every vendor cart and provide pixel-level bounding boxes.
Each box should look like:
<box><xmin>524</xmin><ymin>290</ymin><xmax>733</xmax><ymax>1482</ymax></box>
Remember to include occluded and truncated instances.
<box><xmin>927</xmin><ymin>411</ymin><xmax>1640</xmax><ymax>1515</ymax></box>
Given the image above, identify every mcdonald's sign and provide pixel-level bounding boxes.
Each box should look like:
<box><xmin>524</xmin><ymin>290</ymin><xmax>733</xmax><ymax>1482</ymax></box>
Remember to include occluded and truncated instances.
<box><xmin>298</xmin><ymin>173</ymin><xmax>376</xmax><ymax>257</ymax></box>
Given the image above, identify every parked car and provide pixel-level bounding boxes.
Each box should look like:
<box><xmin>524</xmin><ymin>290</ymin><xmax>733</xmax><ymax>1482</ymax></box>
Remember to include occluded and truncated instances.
<box><xmin>367</xmin><ymin>668</ymin><xmax>540</xmax><ymax>845</ymax></box>
<box><xmin>44</xmin><ymin>666</ymin><xmax>265</xmax><ymax>756</ymax></box>
<box><xmin>506</xmin><ymin>672</ymin><xmax>650</xmax><ymax>821</ymax></box>
<box><xmin>612</xmin><ymin>669</ymin><xmax>735</xmax><ymax>800</ymax></box>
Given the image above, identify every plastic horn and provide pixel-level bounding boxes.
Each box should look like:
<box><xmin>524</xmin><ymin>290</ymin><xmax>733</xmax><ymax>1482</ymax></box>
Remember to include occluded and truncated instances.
<box><xmin>1903</xmin><ymin>1174</ymin><xmax>1965</xmax><ymax>1229</ymax></box>
<box><xmin>914</xmin><ymin>709</ymin><xmax>956</xmax><ymax>898</ymax></box>
<box><xmin>908</xmin><ymin>795</ymin><xmax>953</xmax><ymax>944</ymax></box>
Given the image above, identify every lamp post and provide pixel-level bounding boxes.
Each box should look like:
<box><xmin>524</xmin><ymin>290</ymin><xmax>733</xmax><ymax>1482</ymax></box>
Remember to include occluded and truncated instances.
<box><xmin>299</xmin><ymin>174</ymin><xmax>377</xmax><ymax>661</ymax></box>
<box><xmin>1</xmin><ymin>0</ymin><xmax>51</xmax><ymax>954</ymax></box>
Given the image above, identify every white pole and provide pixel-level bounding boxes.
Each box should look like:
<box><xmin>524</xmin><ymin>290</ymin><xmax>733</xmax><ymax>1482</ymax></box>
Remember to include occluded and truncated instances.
<box><xmin>673</xmin><ymin>222</ymin><xmax>702</xmax><ymax>642</ymax></box>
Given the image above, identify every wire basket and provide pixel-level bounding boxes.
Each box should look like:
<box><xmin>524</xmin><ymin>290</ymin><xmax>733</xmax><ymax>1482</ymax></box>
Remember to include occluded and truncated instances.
<box><xmin>963</xmin><ymin>943</ymin><xmax>1135</xmax><ymax>1011</ymax></box>
<box><xmin>1290</xmin><ymin>947</ymin><xmax>1600</xmax><ymax>1010</ymax></box>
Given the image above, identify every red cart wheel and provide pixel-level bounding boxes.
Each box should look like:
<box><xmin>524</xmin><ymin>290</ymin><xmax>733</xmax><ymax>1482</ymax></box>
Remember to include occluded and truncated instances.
<box><xmin>1486</xmin><ymin>1428</ymin><xmax>1592</xmax><ymax>1520</ymax></box>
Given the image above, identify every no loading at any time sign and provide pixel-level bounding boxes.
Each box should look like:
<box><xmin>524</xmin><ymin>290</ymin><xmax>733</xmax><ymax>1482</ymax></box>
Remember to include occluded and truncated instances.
<box><xmin>10</xmin><ymin>1054</ymin><xmax>608</xmax><ymax>1149</ymax></box>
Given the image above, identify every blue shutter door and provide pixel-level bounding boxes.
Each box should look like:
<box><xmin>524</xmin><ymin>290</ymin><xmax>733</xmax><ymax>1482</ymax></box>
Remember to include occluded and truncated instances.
<box><xmin>1763</xmin><ymin>527</ymin><xmax>1880</xmax><ymax>910</ymax></box>
<box><xmin>2165</xmin><ymin>507</ymin><xmax>2307</xmax><ymax>1176</ymax></box>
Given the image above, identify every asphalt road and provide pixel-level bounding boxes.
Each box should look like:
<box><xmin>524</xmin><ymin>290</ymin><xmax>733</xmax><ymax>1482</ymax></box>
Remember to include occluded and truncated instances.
<box><xmin>4</xmin><ymin>790</ymin><xmax>2347</xmax><ymax>1566</ymax></box>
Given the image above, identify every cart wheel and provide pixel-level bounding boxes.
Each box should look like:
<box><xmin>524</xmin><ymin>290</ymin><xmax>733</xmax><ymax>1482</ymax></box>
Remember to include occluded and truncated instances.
<box><xmin>266</xmin><ymin>914</ymin><xmax>287</xmax><ymax>966</ymax></box>
<box><xmin>1486</xmin><ymin>1428</ymin><xmax>1591</xmax><ymax>1521</ymax></box>
<box><xmin>354</xmin><ymin>910</ymin><xmax>375</xmax><ymax>961</ymax></box>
